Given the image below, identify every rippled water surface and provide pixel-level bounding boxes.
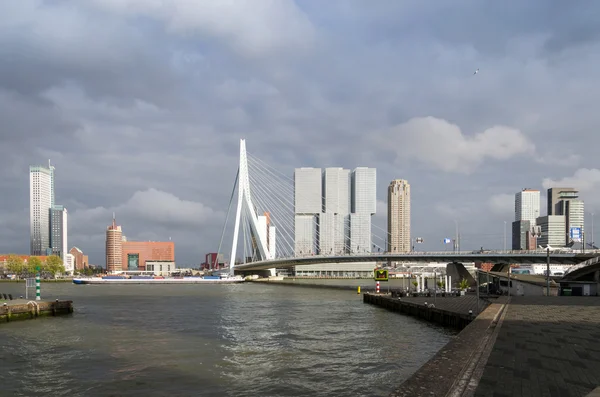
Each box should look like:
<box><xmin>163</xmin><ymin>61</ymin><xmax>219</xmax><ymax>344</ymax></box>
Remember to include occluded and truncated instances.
<box><xmin>0</xmin><ymin>282</ymin><xmax>455</xmax><ymax>396</ymax></box>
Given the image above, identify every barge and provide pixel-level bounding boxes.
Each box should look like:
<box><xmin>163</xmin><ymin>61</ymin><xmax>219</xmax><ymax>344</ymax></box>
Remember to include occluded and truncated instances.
<box><xmin>73</xmin><ymin>275</ymin><xmax>245</xmax><ymax>285</ymax></box>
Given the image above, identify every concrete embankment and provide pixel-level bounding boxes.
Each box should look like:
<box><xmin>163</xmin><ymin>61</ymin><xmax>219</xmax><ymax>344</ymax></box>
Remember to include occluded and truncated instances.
<box><xmin>363</xmin><ymin>292</ymin><xmax>509</xmax><ymax>397</ymax></box>
<box><xmin>389</xmin><ymin>300</ymin><xmax>507</xmax><ymax>397</ymax></box>
<box><xmin>0</xmin><ymin>299</ymin><xmax>73</xmax><ymax>323</ymax></box>
<box><xmin>363</xmin><ymin>293</ymin><xmax>489</xmax><ymax>330</ymax></box>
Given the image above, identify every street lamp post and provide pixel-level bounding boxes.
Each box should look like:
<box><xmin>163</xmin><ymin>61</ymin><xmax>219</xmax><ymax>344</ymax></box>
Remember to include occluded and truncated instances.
<box><xmin>591</xmin><ymin>212</ymin><xmax>595</xmax><ymax>249</ymax></box>
<box><xmin>503</xmin><ymin>221</ymin><xmax>507</xmax><ymax>251</ymax></box>
<box><xmin>453</xmin><ymin>220</ymin><xmax>459</xmax><ymax>252</ymax></box>
<box><xmin>546</xmin><ymin>247</ymin><xmax>550</xmax><ymax>296</ymax></box>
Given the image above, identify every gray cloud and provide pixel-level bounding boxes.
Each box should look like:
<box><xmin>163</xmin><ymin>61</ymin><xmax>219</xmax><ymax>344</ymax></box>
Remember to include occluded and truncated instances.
<box><xmin>1</xmin><ymin>0</ymin><xmax>600</xmax><ymax>264</ymax></box>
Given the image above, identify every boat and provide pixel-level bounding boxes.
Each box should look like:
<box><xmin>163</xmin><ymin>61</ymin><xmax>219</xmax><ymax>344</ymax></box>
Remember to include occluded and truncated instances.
<box><xmin>73</xmin><ymin>275</ymin><xmax>245</xmax><ymax>285</ymax></box>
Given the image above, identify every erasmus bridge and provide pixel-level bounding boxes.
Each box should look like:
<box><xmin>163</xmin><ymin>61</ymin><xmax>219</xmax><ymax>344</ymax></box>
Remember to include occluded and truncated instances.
<box><xmin>215</xmin><ymin>140</ymin><xmax>600</xmax><ymax>277</ymax></box>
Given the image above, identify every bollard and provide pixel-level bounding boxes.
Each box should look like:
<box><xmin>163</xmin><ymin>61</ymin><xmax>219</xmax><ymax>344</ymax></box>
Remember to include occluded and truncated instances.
<box><xmin>376</xmin><ymin>281</ymin><xmax>380</xmax><ymax>293</ymax></box>
<box><xmin>35</xmin><ymin>269</ymin><xmax>41</xmax><ymax>301</ymax></box>
<box><xmin>357</xmin><ymin>286</ymin><xmax>361</xmax><ymax>294</ymax></box>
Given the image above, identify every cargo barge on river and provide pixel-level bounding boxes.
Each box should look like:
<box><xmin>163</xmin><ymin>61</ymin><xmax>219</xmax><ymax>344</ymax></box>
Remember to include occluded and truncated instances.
<box><xmin>73</xmin><ymin>275</ymin><xmax>245</xmax><ymax>285</ymax></box>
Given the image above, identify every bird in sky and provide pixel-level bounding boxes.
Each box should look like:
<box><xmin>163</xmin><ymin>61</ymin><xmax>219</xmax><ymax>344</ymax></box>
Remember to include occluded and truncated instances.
<box><xmin>473</xmin><ymin>68</ymin><xmax>479</xmax><ymax>75</ymax></box>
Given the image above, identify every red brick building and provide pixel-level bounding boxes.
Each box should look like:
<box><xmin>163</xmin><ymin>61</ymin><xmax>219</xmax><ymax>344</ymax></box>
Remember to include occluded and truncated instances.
<box><xmin>121</xmin><ymin>241</ymin><xmax>175</xmax><ymax>271</ymax></box>
<box><xmin>69</xmin><ymin>247</ymin><xmax>89</xmax><ymax>270</ymax></box>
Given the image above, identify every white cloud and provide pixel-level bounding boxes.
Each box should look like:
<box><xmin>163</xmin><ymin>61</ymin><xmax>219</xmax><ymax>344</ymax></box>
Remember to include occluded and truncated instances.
<box><xmin>86</xmin><ymin>0</ymin><xmax>315</xmax><ymax>56</ymax></box>
<box><xmin>535</xmin><ymin>152</ymin><xmax>581</xmax><ymax>167</ymax></box>
<box><xmin>70</xmin><ymin>188</ymin><xmax>222</xmax><ymax>233</ymax></box>
<box><xmin>383</xmin><ymin>117</ymin><xmax>536</xmax><ymax>173</ymax></box>
<box><xmin>488</xmin><ymin>193</ymin><xmax>514</xmax><ymax>216</ymax></box>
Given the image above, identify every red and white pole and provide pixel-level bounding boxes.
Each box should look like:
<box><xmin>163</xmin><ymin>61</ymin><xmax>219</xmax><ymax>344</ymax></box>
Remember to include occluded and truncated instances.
<box><xmin>376</xmin><ymin>281</ymin><xmax>380</xmax><ymax>293</ymax></box>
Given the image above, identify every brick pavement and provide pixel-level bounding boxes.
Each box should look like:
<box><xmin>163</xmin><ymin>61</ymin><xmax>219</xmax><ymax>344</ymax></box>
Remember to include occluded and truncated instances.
<box><xmin>473</xmin><ymin>297</ymin><xmax>600</xmax><ymax>397</ymax></box>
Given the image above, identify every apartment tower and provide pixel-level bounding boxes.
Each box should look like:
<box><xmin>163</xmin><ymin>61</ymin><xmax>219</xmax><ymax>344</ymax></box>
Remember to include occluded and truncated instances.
<box><xmin>387</xmin><ymin>179</ymin><xmax>411</xmax><ymax>253</ymax></box>
<box><xmin>106</xmin><ymin>215</ymin><xmax>123</xmax><ymax>272</ymax></box>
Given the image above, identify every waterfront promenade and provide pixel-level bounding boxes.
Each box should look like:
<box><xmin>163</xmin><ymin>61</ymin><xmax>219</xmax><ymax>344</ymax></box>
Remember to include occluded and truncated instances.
<box><xmin>473</xmin><ymin>297</ymin><xmax>600</xmax><ymax>397</ymax></box>
<box><xmin>379</xmin><ymin>295</ymin><xmax>600</xmax><ymax>397</ymax></box>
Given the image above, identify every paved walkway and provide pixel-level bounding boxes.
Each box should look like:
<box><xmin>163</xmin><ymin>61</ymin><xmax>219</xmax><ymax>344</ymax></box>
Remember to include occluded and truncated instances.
<box><xmin>473</xmin><ymin>297</ymin><xmax>600</xmax><ymax>397</ymax></box>
<box><xmin>390</xmin><ymin>301</ymin><xmax>506</xmax><ymax>397</ymax></box>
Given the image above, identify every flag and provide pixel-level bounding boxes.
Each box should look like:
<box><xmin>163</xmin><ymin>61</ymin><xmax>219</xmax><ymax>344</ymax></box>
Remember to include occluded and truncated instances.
<box><xmin>443</xmin><ymin>238</ymin><xmax>452</xmax><ymax>244</ymax></box>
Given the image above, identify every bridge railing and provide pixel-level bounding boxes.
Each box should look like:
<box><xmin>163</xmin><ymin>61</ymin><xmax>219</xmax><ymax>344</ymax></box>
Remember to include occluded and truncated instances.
<box><xmin>271</xmin><ymin>249</ymin><xmax>600</xmax><ymax>260</ymax></box>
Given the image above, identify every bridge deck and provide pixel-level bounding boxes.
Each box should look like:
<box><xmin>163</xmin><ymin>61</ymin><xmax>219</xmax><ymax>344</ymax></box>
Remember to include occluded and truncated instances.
<box><xmin>235</xmin><ymin>252</ymin><xmax>600</xmax><ymax>271</ymax></box>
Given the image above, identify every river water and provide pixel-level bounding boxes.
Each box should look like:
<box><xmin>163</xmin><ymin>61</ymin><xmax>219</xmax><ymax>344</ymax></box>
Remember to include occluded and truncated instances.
<box><xmin>0</xmin><ymin>282</ymin><xmax>454</xmax><ymax>396</ymax></box>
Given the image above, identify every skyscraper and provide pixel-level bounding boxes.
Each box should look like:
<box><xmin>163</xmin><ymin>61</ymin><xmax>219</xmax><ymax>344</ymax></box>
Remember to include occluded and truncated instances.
<box><xmin>387</xmin><ymin>179</ymin><xmax>411</xmax><ymax>253</ymax></box>
<box><xmin>30</xmin><ymin>164</ymin><xmax>54</xmax><ymax>256</ymax></box>
<box><xmin>545</xmin><ymin>187</ymin><xmax>584</xmax><ymax>245</ymax></box>
<box><xmin>106</xmin><ymin>215</ymin><xmax>123</xmax><ymax>272</ymax></box>
<box><xmin>350</xmin><ymin>167</ymin><xmax>376</xmax><ymax>254</ymax></box>
<box><xmin>321</xmin><ymin>168</ymin><xmax>350</xmax><ymax>255</ymax></box>
<box><xmin>547</xmin><ymin>187</ymin><xmax>576</xmax><ymax>216</ymax></box>
<box><xmin>515</xmin><ymin>189</ymin><xmax>540</xmax><ymax>223</ymax></box>
<box><xmin>50</xmin><ymin>205</ymin><xmax>68</xmax><ymax>259</ymax></box>
<box><xmin>294</xmin><ymin>168</ymin><xmax>321</xmax><ymax>256</ymax></box>
<box><xmin>512</xmin><ymin>189</ymin><xmax>541</xmax><ymax>250</ymax></box>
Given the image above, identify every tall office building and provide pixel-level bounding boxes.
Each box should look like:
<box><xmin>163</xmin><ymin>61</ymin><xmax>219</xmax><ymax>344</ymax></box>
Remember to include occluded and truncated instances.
<box><xmin>294</xmin><ymin>168</ymin><xmax>322</xmax><ymax>256</ymax></box>
<box><xmin>350</xmin><ymin>167</ymin><xmax>376</xmax><ymax>254</ymax></box>
<box><xmin>547</xmin><ymin>187</ymin><xmax>576</xmax><ymax>216</ymax></box>
<box><xmin>50</xmin><ymin>205</ymin><xmax>68</xmax><ymax>259</ymax></box>
<box><xmin>512</xmin><ymin>189</ymin><xmax>540</xmax><ymax>250</ymax></box>
<box><xmin>30</xmin><ymin>164</ymin><xmax>54</xmax><ymax>256</ymax></box>
<box><xmin>548</xmin><ymin>188</ymin><xmax>584</xmax><ymax>245</ymax></box>
<box><xmin>106</xmin><ymin>215</ymin><xmax>123</xmax><ymax>272</ymax></box>
<box><xmin>536</xmin><ymin>215</ymin><xmax>566</xmax><ymax>246</ymax></box>
<box><xmin>387</xmin><ymin>179</ymin><xmax>411</xmax><ymax>253</ymax></box>
<box><xmin>515</xmin><ymin>189</ymin><xmax>540</xmax><ymax>223</ymax></box>
<box><xmin>320</xmin><ymin>168</ymin><xmax>351</xmax><ymax>255</ymax></box>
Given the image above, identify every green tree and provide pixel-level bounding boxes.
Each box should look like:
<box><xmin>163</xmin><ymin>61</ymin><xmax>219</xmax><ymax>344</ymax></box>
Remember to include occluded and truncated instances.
<box><xmin>458</xmin><ymin>278</ymin><xmax>470</xmax><ymax>291</ymax></box>
<box><xmin>6</xmin><ymin>254</ymin><xmax>24</xmax><ymax>277</ymax></box>
<box><xmin>27</xmin><ymin>256</ymin><xmax>43</xmax><ymax>276</ymax></box>
<box><xmin>437</xmin><ymin>280</ymin><xmax>444</xmax><ymax>289</ymax></box>
<box><xmin>45</xmin><ymin>255</ymin><xmax>65</xmax><ymax>277</ymax></box>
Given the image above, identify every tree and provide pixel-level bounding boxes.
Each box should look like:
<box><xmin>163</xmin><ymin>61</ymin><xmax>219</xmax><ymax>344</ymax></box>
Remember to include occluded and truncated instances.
<box><xmin>437</xmin><ymin>280</ymin><xmax>444</xmax><ymax>289</ymax></box>
<box><xmin>6</xmin><ymin>254</ymin><xmax>24</xmax><ymax>277</ymax></box>
<box><xmin>45</xmin><ymin>255</ymin><xmax>65</xmax><ymax>277</ymax></box>
<box><xmin>459</xmin><ymin>278</ymin><xmax>470</xmax><ymax>291</ymax></box>
<box><xmin>27</xmin><ymin>256</ymin><xmax>43</xmax><ymax>276</ymax></box>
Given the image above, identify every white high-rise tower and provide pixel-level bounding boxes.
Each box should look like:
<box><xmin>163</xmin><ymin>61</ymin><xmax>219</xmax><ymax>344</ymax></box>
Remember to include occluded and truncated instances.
<box><xmin>515</xmin><ymin>189</ymin><xmax>540</xmax><ymax>224</ymax></box>
<box><xmin>320</xmin><ymin>168</ymin><xmax>350</xmax><ymax>255</ymax></box>
<box><xmin>30</xmin><ymin>164</ymin><xmax>54</xmax><ymax>256</ymax></box>
<box><xmin>294</xmin><ymin>168</ymin><xmax>322</xmax><ymax>256</ymax></box>
<box><xmin>350</xmin><ymin>167</ymin><xmax>376</xmax><ymax>254</ymax></box>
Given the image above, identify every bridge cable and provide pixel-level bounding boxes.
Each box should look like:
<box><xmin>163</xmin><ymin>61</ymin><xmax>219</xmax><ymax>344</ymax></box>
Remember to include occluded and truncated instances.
<box><xmin>215</xmin><ymin>167</ymin><xmax>239</xmax><ymax>268</ymax></box>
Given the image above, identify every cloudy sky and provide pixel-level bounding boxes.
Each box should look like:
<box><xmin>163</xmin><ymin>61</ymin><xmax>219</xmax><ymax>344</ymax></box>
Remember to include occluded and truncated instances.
<box><xmin>2</xmin><ymin>0</ymin><xmax>600</xmax><ymax>266</ymax></box>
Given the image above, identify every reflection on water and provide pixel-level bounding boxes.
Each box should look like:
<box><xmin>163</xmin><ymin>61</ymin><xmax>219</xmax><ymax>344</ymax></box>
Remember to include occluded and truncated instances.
<box><xmin>0</xmin><ymin>282</ymin><xmax>455</xmax><ymax>396</ymax></box>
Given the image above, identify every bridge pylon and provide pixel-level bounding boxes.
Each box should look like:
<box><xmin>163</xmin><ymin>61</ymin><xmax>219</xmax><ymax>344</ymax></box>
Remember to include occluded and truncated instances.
<box><xmin>229</xmin><ymin>139</ymin><xmax>274</xmax><ymax>276</ymax></box>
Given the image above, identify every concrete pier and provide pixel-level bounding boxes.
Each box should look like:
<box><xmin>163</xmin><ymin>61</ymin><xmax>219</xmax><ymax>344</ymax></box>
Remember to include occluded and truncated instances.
<box><xmin>0</xmin><ymin>299</ymin><xmax>73</xmax><ymax>323</ymax></box>
<box><xmin>363</xmin><ymin>293</ymin><xmax>489</xmax><ymax>330</ymax></box>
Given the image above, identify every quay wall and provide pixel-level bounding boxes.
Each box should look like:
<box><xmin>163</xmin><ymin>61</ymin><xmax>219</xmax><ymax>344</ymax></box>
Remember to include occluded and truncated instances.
<box><xmin>0</xmin><ymin>300</ymin><xmax>73</xmax><ymax>323</ymax></box>
<box><xmin>363</xmin><ymin>293</ymin><xmax>476</xmax><ymax>330</ymax></box>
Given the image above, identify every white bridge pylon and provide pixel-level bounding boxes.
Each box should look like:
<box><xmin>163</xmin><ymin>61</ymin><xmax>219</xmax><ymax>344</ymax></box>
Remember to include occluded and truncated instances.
<box><xmin>230</xmin><ymin>139</ymin><xmax>274</xmax><ymax>276</ymax></box>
